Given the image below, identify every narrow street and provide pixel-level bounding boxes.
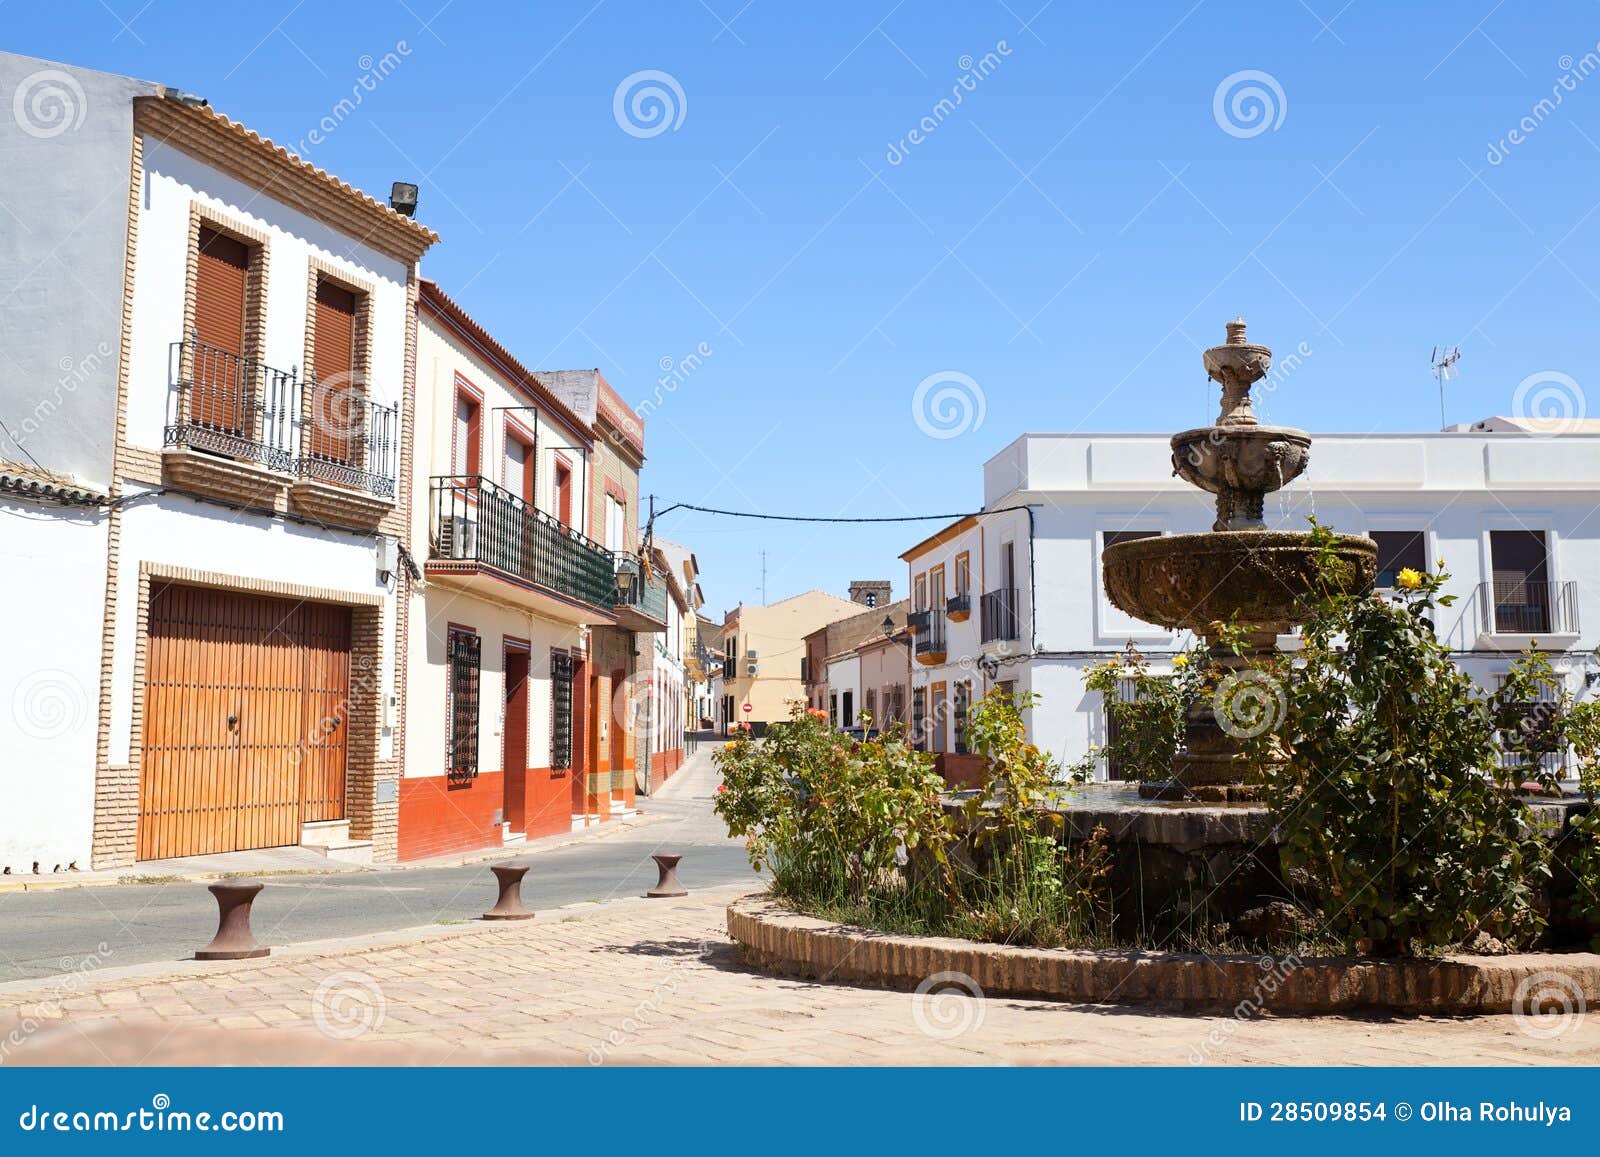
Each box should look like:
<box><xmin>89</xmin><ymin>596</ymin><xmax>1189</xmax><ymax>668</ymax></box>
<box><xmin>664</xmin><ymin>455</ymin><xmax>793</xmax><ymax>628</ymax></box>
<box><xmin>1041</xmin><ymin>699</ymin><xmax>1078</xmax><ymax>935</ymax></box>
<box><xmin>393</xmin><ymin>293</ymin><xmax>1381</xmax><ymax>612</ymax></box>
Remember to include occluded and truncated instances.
<box><xmin>0</xmin><ymin>745</ymin><xmax>753</xmax><ymax>984</ymax></box>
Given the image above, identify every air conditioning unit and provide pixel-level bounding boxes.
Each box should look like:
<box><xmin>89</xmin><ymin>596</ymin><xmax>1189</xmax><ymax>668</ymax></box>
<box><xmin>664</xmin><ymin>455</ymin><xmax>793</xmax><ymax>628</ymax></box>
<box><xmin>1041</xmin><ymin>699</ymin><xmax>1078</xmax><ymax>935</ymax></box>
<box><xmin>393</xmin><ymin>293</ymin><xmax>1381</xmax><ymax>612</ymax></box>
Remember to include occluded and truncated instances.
<box><xmin>438</xmin><ymin>514</ymin><xmax>476</xmax><ymax>560</ymax></box>
<box><xmin>746</xmin><ymin>662</ymin><xmax>759</xmax><ymax>676</ymax></box>
<box><xmin>746</xmin><ymin>649</ymin><xmax>759</xmax><ymax>660</ymax></box>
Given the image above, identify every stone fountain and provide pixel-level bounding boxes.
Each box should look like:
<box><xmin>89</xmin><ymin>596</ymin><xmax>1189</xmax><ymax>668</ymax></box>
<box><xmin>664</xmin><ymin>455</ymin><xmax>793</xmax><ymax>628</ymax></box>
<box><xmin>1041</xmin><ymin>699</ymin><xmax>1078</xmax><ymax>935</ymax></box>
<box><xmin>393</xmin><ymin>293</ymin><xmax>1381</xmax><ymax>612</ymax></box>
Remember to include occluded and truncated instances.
<box><xmin>1101</xmin><ymin>319</ymin><xmax>1377</xmax><ymax>802</ymax></box>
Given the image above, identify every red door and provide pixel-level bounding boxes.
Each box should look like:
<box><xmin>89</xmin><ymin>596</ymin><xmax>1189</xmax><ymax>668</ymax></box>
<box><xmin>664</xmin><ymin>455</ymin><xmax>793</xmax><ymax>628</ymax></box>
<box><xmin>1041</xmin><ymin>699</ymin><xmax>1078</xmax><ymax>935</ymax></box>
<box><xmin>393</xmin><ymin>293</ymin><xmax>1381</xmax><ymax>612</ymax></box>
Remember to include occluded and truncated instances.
<box><xmin>503</xmin><ymin>646</ymin><xmax>530</xmax><ymax>832</ymax></box>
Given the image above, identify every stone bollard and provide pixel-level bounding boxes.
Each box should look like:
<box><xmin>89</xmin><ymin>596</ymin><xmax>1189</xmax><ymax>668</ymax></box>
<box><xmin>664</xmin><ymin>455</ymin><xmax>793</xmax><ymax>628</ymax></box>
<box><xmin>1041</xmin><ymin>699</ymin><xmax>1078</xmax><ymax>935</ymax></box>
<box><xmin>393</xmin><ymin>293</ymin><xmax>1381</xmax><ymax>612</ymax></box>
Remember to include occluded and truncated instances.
<box><xmin>194</xmin><ymin>881</ymin><xmax>270</xmax><ymax>960</ymax></box>
<box><xmin>646</xmin><ymin>853</ymin><xmax>687</xmax><ymax>898</ymax></box>
<box><xmin>482</xmin><ymin>861</ymin><xmax>534</xmax><ymax>921</ymax></box>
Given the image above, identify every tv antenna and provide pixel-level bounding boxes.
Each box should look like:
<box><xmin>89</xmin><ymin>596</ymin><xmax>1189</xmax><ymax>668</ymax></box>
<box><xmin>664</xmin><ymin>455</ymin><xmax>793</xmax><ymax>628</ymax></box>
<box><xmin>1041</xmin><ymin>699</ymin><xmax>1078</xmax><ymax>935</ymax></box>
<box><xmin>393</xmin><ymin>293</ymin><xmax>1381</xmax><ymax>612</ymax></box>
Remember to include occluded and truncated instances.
<box><xmin>1431</xmin><ymin>345</ymin><xmax>1461</xmax><ymax>429</ymax></box>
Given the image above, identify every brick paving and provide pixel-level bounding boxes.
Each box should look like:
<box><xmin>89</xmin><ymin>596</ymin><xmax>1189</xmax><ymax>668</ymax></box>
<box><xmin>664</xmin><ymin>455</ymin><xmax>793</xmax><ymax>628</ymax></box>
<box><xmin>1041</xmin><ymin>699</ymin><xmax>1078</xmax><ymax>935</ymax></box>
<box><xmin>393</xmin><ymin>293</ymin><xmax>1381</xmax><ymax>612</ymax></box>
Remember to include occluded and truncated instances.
<box><xmin>4</xmin><ymin>889</ymin><xmax>1600</xmax><ymax>1066</ymax></box>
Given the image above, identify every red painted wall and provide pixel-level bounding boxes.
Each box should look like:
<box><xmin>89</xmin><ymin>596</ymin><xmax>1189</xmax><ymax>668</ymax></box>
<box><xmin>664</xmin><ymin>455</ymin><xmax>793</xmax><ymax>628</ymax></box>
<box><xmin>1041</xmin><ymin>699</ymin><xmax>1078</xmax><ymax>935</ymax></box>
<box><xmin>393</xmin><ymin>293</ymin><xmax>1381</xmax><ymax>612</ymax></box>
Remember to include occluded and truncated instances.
<box><xmin>523</xmin><ymin>767</ymin><xmax>573</xmax><ymax>840</ymax></box>
<box><xmin>398</xmin><ymin>773</ymin><xmax>505</xmax><ymax>861</ymax></box>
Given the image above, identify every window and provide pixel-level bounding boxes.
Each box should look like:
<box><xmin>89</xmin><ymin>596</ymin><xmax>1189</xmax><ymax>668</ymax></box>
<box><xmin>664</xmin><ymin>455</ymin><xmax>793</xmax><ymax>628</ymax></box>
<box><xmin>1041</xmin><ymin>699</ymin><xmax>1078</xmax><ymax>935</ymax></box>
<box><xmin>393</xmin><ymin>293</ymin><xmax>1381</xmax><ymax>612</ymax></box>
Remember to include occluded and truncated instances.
<box><xmin>912</xmin><ymin>688</ymin><xmax>927</xmax><ymax>751</ymax></box>
<box><xmin>1490</xmin><ymin>530</ymin><xmax>1553</xmax><ymax>633</ymax></box>
<box><xmin>930</xmin><ymin>684</ymin><xmax>948</xmax><ymax>753</ymax></box>
<box><xmin>1103</xmin><ymin>529</ymin><xmax>1159</xmax><ymax>552</ymax></box>
<box><xmin>830</xmin><ymin>691</ymin><xmax>838</xmax><ymax>726</ymax></box>
<box><xmin>446</xmin><ymin>629</ymin><xmax>481</xmax><ymax>780</ymax></box>
<box><xmin>929</xmin><ymin>565</ymin><xmax>946</xmax><ymax>612</ymax></box>
<box><xmin>864</xmin><ymin>688</ymin><xmax>877</xmax><ymax>724</ymax></box>
<box><xmin>913</xmin><ymin>573</ymin><xmax>927</xmax><ymax>611</ymax></box>
<box><xmin>504</xmin><ymin>426</ymin><xmax>534</xmax><ymax>502</ymax></box>
<box><xmin>553</xmin><ymin>459</ymin><xmax>574</xmax><ymax>525</ymax></box>
<box><xmin>308</xmin><ymin>277</ymin><xmax>364</xmax><ymax>469</ymax></box>
<box><xmin>953</xmin><ymin>680</ymin><xmax>970</xmax><ymax>755</ymax></box>
<box><xmin>191</xmin><ymin>226</ymin><xmax>258</xmax><ymax>437</ymax></box>
<box><xmin>864</xmin><ymin>591</ymin><xmax>877</xmax><ymax>608</ymax></box>
<box><xmin>551</xmin><ymin>651</ymin><xmax>575</xmax><ymax>771</ymax></box>
<box><xmin>453</xmin><ymin>383</ymin><xmax>481</xmax><ymax>476</ymax></box>
<box><xmin>890</xmin><ymin>683</ymin><xmax>905</xmax><ymax>726</ymax></box>
<box><xmin>1102</xmin><ymin>676</ymin><xmax>1143</xmax><ymax>781</ymax></box>
<box><xmin>605</xmin><ymin>493</ymin><xmax>626</xmax><ymax>552</ymax></box>
<box><xmin>842</xmin><ymin>690</ymin><xmax>854</xmax><ymax>729</ymax></box>
<box><xmin>1371</xmin><ymin>531</ymin><xmax>1426</xmax><ymax>589</ymax></box>
<box><xmin>954</xmin><ymin>553</ymin><xmax>970</xmax><ymax>596</ymax></box>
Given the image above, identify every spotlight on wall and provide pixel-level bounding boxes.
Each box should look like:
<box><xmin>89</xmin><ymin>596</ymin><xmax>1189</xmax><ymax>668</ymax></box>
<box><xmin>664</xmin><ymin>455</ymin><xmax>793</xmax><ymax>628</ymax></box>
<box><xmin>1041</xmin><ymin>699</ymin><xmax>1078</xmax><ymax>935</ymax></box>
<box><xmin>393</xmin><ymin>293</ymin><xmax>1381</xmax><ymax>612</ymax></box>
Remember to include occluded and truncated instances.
<box><xmin>390</xmin><ymin>182</ymin><xmax>419</xmax><ymax>217</ymax></box>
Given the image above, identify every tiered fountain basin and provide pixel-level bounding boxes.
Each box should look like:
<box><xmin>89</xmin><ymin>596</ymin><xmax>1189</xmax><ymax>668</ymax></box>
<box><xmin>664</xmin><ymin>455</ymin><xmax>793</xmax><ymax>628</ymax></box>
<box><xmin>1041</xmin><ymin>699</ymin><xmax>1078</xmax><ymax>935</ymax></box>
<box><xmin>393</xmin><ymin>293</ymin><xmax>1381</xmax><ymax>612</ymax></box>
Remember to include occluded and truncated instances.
<box><xmin>1101</xmin><ymin>530</ymin><xmax>1376</xmax><ymax>633</ymax></box>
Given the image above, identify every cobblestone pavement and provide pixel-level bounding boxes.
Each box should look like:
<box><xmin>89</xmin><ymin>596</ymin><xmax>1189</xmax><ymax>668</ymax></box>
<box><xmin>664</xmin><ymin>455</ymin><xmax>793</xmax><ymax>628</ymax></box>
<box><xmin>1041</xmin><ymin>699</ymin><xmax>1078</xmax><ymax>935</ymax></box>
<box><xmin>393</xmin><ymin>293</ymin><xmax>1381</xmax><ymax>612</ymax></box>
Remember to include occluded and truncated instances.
<box><xmin>4</xmin><ymin>888</ymin><xmax>1600</xmax><ymax>1066</ymax></box>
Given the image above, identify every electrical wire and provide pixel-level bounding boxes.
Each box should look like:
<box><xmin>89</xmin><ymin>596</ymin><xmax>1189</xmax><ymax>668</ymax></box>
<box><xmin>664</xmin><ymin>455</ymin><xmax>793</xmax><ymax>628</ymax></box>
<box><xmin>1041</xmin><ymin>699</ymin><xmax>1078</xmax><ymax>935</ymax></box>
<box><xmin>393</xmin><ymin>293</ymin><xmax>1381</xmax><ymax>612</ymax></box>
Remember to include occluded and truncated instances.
<box><xmin>647</xmin><ymin>499</ymin><xmax>1034</xmax><ymax>529</ymax></box>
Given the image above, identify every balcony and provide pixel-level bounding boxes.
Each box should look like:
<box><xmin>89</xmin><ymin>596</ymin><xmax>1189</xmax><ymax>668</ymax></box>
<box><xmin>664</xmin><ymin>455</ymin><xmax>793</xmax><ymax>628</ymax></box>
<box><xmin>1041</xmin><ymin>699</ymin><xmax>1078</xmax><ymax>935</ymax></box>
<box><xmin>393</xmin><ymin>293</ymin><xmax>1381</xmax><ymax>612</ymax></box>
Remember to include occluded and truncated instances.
<box><xmin>289</xmin><ymin>376</ymin><xmax>399</xmax><ymax>528</ymax></box>
<box><xmin>911</xmin><ymin>609</ymin><xmax>947</xmax><ymax>666</ymax></box>
<box><xmin>427</xmin><ymin>476</ymin><xmax>618</xmax><ymax>623</ymax></box>
<box><xmin>614</xmin><ymin>554</ymin><xmax>670</xmax><ymax>632</ymax></box>
<box><xmin>946</xmin><ymin>592</ymin><xmax>972</xmax><ymax>622</ymax></box>
<box><xmin>981</xmin><ymin>587</ymin><xmax>1021</xmax><ymax>643</ymax></box>
<box><xmin>162</xmin><ymin>339</ymin><xmax>398</xmax><ymax>524</ymax></box>
<box><xmin>1477</xmin><ymin>579</ymin><xmax>1579</xmax><ymax>645</ymax></box>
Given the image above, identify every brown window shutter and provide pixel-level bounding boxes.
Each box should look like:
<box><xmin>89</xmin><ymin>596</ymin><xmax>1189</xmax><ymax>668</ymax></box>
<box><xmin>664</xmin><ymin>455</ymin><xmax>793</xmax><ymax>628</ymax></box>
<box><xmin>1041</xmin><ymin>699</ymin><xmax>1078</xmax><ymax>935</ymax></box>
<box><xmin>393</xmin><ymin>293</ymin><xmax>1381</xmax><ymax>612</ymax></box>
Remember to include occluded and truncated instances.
<box><xmin>310</xmin><ymin>279</ymin><xmax>360</xmax><ymax>464</ymax></box>
<box><xmin>192</xmin><ymin>227</ymin><xmax>251</xmax><ymax>433</ymax></box>
<box><xmin>313</xmin><ymin>280</ymin><xmax>357</xmax><ymax>384</ymax></box>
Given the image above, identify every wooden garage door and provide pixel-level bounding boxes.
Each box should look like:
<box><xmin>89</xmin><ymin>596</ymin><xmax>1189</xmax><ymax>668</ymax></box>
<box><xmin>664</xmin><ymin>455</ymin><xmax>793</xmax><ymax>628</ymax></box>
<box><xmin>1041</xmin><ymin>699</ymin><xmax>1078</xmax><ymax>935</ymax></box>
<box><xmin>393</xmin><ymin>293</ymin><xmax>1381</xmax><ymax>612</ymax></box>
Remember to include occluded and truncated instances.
<box><xmin>138</xmin><ymin>583</ymin><xmax>352</xmax><ymax>860</ymax></box>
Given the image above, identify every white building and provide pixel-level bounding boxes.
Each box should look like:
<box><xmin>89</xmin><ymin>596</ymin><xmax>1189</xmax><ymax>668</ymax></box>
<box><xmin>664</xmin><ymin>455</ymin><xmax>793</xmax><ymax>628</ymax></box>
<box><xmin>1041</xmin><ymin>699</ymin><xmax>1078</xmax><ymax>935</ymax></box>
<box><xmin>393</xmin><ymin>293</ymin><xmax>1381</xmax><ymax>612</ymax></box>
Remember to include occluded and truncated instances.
<box><xmin>908</xmin><ymin>424</ymin><xmax>1600</xmax><ymax>782</ymax></box>
<box><xmin>0</xmin><ymin>56</ymin><xmax>439</xmax><ymax>871</ymax></box>
<box><xmin>404</xmin><ymin>282</ymin><xmax>618</xmax><ymax>858</ymax></box>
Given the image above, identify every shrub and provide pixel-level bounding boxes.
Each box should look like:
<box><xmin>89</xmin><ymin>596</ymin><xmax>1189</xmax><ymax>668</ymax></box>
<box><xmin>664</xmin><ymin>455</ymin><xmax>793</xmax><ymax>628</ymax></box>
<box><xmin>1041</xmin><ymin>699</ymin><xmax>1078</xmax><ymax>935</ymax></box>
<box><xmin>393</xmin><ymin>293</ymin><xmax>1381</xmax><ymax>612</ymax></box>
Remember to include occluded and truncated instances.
<box><xmin>713</xmin><ymin>706</ymin><xmax>951</xmax><ymax>906</ymax></box>
<box><xmin>1262</xmin><ymin>539</ymin><xmax>1549</xmax><ymax>955</ymax></box>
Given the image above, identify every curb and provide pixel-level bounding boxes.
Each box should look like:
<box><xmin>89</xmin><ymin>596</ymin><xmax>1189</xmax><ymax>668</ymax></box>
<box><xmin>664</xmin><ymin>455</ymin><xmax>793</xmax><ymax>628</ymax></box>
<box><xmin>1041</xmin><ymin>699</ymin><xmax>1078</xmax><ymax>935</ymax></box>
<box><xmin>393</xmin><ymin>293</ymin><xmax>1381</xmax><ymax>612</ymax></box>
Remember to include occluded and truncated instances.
<box><xmin>0</xmin><ymin>813</ymin><xmax>664</xmax><ymax>894</ymax></box>
<box><xmin>725</xmin><ymin>895</ymin><xmax>1600</xmax><ymax>1015</ymax></box>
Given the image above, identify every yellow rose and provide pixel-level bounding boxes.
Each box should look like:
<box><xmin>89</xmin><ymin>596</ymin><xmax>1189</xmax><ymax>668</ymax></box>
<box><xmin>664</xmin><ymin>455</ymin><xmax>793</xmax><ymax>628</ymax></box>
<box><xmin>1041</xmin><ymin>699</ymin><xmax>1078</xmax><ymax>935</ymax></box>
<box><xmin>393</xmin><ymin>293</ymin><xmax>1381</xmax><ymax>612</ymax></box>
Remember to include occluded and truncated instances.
<box><xmin>1396</xmin><ymin>567</ymin><xmax>1424</xmax><ymax>590</ymax></box>
<box><xmin>1172</xmin><ymin>654</ymin><xmax>1190</xmax><ymax>668</ymax></box>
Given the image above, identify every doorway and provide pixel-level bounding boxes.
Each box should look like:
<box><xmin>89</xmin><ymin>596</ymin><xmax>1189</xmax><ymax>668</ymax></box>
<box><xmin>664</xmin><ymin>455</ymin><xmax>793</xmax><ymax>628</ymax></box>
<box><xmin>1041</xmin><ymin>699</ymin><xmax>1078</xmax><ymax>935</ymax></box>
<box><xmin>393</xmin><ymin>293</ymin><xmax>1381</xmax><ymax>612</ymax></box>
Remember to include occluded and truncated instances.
<box><xmin>502</xmin><ymin>644</ymin><xmax>530</xmax><ymax>833</ymax></box>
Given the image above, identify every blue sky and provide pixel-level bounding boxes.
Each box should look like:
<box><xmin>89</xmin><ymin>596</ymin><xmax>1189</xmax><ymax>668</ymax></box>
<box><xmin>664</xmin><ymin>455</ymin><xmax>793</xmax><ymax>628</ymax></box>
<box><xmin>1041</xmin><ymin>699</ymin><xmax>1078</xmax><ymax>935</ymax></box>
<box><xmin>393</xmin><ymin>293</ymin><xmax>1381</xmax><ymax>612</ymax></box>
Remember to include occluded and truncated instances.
<box><xmin>12</xmin><ymin>1</ymin><xmax>1600</xmax><ymax>613</ymax></box>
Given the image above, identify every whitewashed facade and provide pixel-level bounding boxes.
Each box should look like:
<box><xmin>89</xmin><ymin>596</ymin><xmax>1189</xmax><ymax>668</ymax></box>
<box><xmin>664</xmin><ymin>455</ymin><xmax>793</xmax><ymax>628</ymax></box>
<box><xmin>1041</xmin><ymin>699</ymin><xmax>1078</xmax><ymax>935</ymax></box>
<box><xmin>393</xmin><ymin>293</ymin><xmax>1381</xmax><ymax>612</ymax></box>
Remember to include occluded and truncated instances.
<box><xmin>920</xmin><ymin>426</ymin><xmax>1600</xmax><ymax>781</ymax></box>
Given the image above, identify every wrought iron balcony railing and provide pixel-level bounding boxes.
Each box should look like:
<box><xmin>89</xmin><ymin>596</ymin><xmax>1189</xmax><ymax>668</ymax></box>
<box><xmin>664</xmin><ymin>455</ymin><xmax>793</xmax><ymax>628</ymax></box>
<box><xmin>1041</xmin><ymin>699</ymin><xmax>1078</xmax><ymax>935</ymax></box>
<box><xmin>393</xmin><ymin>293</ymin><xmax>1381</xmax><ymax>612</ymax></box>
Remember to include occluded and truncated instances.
<box><xmin>430</xmin><ymin>475</ymin><xmax>617</xmax><ymax>610</ymax></box>
<box><xmin>913</xmin><ymin>610</ymin><xmax>947</xmax><ymax>657</ymax></box>
<box><xmin>164</xmin><ymin>339</ymin><xmax>398</xmax><ymax>498</ymax></box>
<box><xmin>1478</xmin><ymin>579</ymin><xmax>1579</xmax><ymax>636</ymax></box>
<box><xmin>164</xmin><ymin>338</ymin><xmax>297</xmax><ymax>474</ymax></box>
<box><xmin>981</xmin><ymin>587</ymin><xmax>1022</xmax><ymax>642</ymax></box>
<box><xmin>946</xmin><ymin>593</ymin><xmax>971</xmax><ymax>617</ymax></box>
<box><xmin>614</xmin><ymin>554</ymin><xmax>670</xmax><ymax>622</ymax></box>
<box><xmin>298</xmin><ymin>375</ymin><xmax>398</xmax><ymax>498</ymax></box>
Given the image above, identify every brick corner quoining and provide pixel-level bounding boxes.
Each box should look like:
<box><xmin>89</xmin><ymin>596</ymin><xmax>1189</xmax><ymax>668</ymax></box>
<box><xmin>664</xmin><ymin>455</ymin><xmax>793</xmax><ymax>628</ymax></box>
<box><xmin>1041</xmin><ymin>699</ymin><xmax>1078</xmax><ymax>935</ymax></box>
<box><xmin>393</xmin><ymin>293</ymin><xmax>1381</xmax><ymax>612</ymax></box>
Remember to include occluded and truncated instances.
<box><xmin>725</xmin><ymin>894</ymin><xmax>1600</xmax><ymax>1016</ymax></box>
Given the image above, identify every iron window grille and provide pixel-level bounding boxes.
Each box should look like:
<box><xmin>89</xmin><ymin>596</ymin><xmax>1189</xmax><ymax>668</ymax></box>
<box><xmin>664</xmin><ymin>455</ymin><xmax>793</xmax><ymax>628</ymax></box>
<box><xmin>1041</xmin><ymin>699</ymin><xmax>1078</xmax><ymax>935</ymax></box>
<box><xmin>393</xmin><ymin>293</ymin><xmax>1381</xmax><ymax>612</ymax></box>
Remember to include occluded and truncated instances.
<box><xmin>551</xmin><ymin>652</ymin><xmax>576</xmax><ymax>771</ymax></box>
<box><xmin>447</xmin><ymin>630</ymin><xmax>481</xmax><ymax>781</ymax></box>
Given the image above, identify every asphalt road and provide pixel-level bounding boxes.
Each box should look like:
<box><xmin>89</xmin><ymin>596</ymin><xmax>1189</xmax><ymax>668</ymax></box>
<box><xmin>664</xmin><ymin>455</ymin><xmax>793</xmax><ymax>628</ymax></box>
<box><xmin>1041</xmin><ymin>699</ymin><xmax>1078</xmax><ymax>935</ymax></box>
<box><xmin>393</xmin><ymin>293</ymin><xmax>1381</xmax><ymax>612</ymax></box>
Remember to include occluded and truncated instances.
<box><xmin>0</xmin><ymin>746</ymin><xmax>757</xmax><ymax>983</ymax></box>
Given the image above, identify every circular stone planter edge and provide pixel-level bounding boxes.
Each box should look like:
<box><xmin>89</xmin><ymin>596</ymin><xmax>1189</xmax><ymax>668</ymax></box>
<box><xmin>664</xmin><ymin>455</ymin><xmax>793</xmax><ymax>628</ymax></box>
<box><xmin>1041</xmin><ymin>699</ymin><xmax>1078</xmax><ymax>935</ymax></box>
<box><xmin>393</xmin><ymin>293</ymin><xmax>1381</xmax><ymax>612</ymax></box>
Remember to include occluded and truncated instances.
<box><xmin>726</xmin><ymin>895</ymin><xmax>1600</xmax><ymax>1015</ymax></box>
